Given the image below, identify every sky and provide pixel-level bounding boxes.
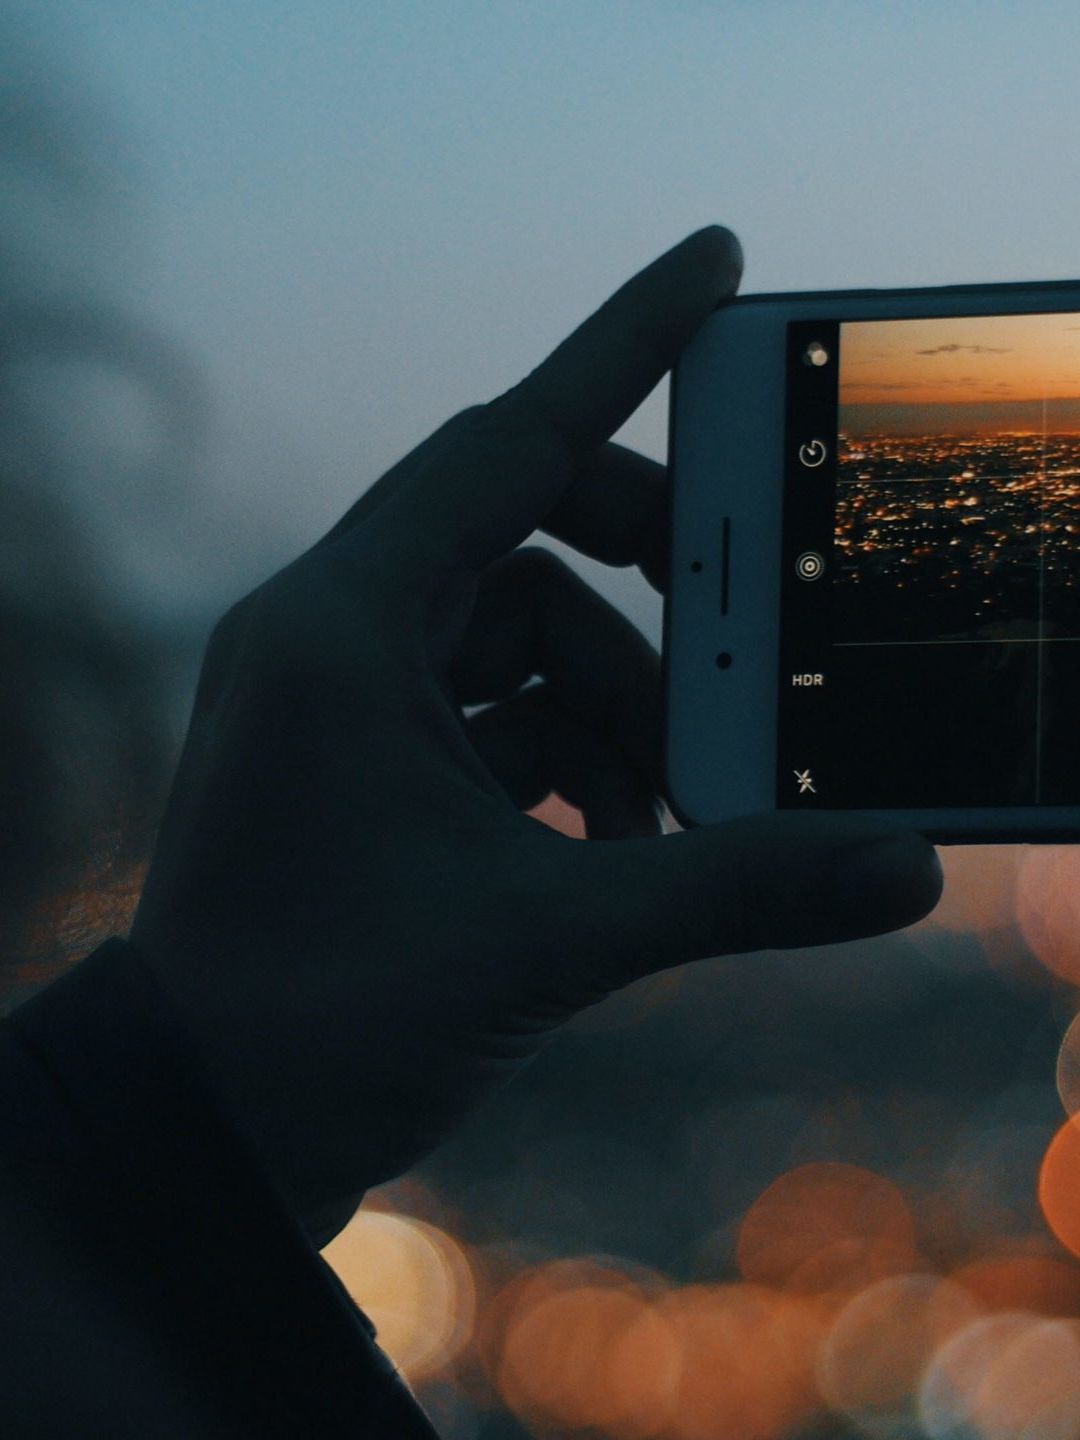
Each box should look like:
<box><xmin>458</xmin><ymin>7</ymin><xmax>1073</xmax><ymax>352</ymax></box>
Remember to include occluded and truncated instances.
<box><xmin>9</xmin><ymin>0</ymin><xmax>1080</xmax><ymax>667</ymax></box>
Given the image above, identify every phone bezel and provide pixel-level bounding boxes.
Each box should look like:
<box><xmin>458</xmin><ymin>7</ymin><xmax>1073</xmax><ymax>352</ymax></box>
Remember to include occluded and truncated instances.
<box><xmin>664</xmin><ymin>278</ymin><xmax>1080</xmax><ymax>843</ymax></box>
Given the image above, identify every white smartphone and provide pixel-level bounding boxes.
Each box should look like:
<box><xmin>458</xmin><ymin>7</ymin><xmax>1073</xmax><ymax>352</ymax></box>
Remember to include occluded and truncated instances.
<box><xmin>664</xmin><ymin>279</ymin><xmax>1080</xmax><ymax>843</ymax></box>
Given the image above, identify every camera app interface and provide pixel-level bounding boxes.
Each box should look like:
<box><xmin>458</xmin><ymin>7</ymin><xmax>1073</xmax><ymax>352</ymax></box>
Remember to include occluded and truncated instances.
<box><xmin>778</xmin><ymin>311</ymin><xmax>1080</xmax><ymax>810</ymax></box>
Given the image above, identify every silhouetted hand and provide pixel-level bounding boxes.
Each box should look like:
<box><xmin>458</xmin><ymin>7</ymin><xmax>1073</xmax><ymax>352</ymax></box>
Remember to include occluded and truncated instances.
<box><xmin>131</xmin><ymin>228</ymin><xmax>942</xmax><ymax>1245</ymax></box>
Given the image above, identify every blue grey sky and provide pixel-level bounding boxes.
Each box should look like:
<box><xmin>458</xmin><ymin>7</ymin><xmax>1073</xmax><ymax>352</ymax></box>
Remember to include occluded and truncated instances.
<box><xmin>11</xmin><ymin>0</ymin><xmax>1080</xmax><ymax>652</ymax></box>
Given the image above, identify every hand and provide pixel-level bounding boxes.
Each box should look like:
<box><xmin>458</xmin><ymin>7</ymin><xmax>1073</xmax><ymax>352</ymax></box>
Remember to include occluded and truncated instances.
<box><xmin>131</xmin><ymin>228</ymin><xmax>942</xmax><ymax>1245</ymax></box>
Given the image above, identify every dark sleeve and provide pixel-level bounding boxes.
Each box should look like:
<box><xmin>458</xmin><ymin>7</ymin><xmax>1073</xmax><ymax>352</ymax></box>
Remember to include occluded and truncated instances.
<box><xmin>0</xmin><ymin>936</ymin><xmax>443</xmax><ymax>1439</ymax></box>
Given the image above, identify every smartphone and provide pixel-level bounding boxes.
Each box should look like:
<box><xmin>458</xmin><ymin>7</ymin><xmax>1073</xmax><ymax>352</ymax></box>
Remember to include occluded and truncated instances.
<box><xmin>664</xmin><ymin>279</ymin><xmax>1080</xmax><ymax>843</ymax></box>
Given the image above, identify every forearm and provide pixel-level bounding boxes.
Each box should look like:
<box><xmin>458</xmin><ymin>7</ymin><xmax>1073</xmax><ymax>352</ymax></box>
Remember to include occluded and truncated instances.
<box><xmin>1</xmin><ymin>938</ymin><xmax>438</xmax><ymax>1436</ymax></box>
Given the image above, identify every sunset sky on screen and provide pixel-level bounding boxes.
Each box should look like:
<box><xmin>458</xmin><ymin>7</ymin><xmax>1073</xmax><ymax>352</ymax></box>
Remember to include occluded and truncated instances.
<box><xmin>840</xmin><ymin>313</ymin><xmax>1080</xmax><ymax>434</ymax></box>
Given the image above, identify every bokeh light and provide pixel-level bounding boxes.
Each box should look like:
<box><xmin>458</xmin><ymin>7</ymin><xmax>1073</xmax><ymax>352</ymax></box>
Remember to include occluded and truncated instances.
<box><xmin>486</xmin><ymin>1257</ymin><xmax>678</xmax><ymax>1437</ymax></box>
<box><xmin>926</xmin><ymin>847</ymin><xmax>1022</xmax><ymax>938</ymax></box>
<box><xmin>908</xmin><ymin>845</ymin><xmax>1041</xmax><ymax>982</ymax></box>
<box><xmin>1056</xmin><ymin>1007</ymin><xmax>1080</xmax><ymax>1119</ymax></box>
<box><xmin>950</xmin><ymin>1251</ymin><xmax>1080</xmax><ymax>1317</ymax></box>
<box><xmin>816</xmin><ymin>1274</ymin><xmax>980</xmax><ymax>1435</ymax></box>
<box><xmin>482</xmin><ymin>1259</ymin><xmax>830</xmax><ymax>1440</ymax></box>
<box><xmin>657</xmin><ymin>1283</ymin><xmax>825</xmax><ymax>1440</ymax></box>
<box><xmin>919</xmin><ymin>1312</ymin><xmax>1080</xmax><ymax>1440</ymax></box>
<box><xmin>1038</xmin><ymin>1121</ymin><xmax>1080</xmax><ymax>1261</ymax></box>
<box><xmin>1017</xmin><ymin>847</ymin><xmax>1080</xmax><ymax>987</ymax></box>
<box><xmin>737</xmin><ymin>1163</ymin><xmax>919</xmax><ymax>1296</ymax></box>
<box><xmin>321</xmin><ymin>1210</ymin><xmax>475</xmax><ymax>1381</ymax></box>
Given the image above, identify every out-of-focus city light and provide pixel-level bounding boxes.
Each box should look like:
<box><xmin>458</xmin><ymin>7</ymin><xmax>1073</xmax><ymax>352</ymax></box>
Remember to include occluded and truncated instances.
<box><xmin>1038</xmin><ymin>1122</ymin><xmax>1080</xmax><ymax>1260</ymax></box>
<box><xmin>469</xmin><ymin>1240</ymin><xmax>1080</xmax><ymax>1439</ymax></box>
<box><xmin>485</xmin><ymin>1257</ymin><xmax>678</xmax><ymax>1438</ymax></box>
<box><xmin>656</xmin><ymin>1283</ymin><xmax>825</xmax><ymax>1440</ymax></box>
<box><xmin>736</xmin><ymin>1162</ymin><xmax>919</xmax><ymax>1296</ymax></box>
<box><xmin>950</xmin><ymin>1251</ymin><xmax>1080</xmax><ymax>1317</ymax></box>
<box><xmin>1056</xmin><ymin>1009</ymin><xmax>1080</xmax><ymax>1118</ymax></box>
<box><xmin>919</xmin><ymin>1312</ymin><xmax>1080</xmax><ymax>1440</ymax></box>
<box><xmin>501</xmin><ymin>1281</ymin><xmax>676</xmax><ymax>1436</ymax></box>
<box><xmin>482</xmin><ymin>1259</ymin><xmax>830</xmax><ymax>1440</ymax></box>
<box><xmin>921</xmin><ymin>846</ymin><xmax>1021</xmax><ymax>939</ymax></box>
<box><xmin>1018</xmin><ymin>847</ymin><xmax>1080</xmax><ymax>986</ymax></box>
<box><xmin>817</xmin><ymin>1274</ymin><xmax>980</xmax><ymax>1434</ymax></box>
<box><xmin>321</xmin><ymin>1210</ymin><xmax>475</xmax><ymax>1381</ymax></box>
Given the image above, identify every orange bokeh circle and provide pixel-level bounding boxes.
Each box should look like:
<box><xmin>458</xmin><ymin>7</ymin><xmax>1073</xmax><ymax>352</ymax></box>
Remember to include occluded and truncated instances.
<box><xmin>737</xmin><ymin>1162</ymin><xmax>918</xmax><ymax>1296</ymax></box>
<box><xmin>924</xmin><ymin>845</ymin><xmax>1021</xmax><ymax>937</ymax></box>
<box><xmin>951</xmin><ymin>1251</ymin><xmax>1080</xmax><ymax>1317</ymax></box>
<box><xmin>656</xmin><ymin>1283</ymin><xmax>827</xmax><ymax>1440</ymax></box>
<box><xmin>1017</xmin><ymin>847</ymin><xmax>1080</xmax><ymax>987</ymax></box>
<box><xmin>1039</xmin><ymin>1121</ymin><xmax>1080</xmax><ymax>1259</ymax></box>
<box><xmin>493</xmin><ymin>1263</ymin><xmax>679</xmax><ymax>1438</ymax></box>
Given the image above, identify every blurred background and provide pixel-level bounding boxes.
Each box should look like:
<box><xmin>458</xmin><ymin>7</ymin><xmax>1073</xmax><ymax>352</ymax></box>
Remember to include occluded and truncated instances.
<box><xmin>9</xmin><ymin>1</ymin><xmax>1080</xmax><ymax>1436</ymax></box>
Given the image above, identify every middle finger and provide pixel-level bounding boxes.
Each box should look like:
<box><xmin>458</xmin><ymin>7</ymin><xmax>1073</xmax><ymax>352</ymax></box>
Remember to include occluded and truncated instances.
<box><xmin>449</xmin><ymin>546</ymin><xmax>663</xmax><ymax>791</ymax></box>
<box><xmin>541</xmin><ymin>442</ymin><xmax>669</xmax><ymax>593</ymax></box>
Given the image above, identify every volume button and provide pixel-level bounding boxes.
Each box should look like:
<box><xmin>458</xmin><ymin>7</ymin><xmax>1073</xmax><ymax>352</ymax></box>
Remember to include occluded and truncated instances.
<box><xmin>721</xmin><ymin>517</ymin><xmax>731</xmax><ymax>616</ymax></box>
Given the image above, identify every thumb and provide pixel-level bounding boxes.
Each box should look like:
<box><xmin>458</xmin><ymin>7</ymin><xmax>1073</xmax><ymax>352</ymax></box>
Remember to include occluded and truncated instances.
<box><xmin>558</xmin><ymin>813</ymin><xmax>943</xmax><ymax>988</ymax></box>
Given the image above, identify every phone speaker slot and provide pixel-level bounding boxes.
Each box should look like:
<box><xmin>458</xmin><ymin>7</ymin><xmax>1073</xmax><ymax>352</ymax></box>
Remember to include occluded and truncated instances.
<box><xmin>721</xmin><ymin>517</ymin><xmax>731</xmax><ymax>615</ymax></box>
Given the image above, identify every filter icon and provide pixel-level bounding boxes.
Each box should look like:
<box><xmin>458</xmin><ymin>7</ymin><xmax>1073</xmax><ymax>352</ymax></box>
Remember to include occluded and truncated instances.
<box><xmin>796</xmin><ymin>551</ymin><xmax>825</xmax><ymax>582</ymax></box>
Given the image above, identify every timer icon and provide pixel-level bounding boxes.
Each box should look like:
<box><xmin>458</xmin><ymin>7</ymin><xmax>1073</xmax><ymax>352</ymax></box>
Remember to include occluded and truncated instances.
<box><xmin>798</xmin><ymin>439</ymin><xmax>828</xmax><ymax>468</ymax></box>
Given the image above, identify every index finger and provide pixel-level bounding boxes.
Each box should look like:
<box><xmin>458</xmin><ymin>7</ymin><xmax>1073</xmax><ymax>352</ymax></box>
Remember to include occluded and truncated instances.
<box><xmin>502</xmin><ymin>224</ymin><xmax>742</xmax><ymax>454</ymax></box>
<box><xmin>368</xmin><ymin>227</ymin><xmax>742</xmax><ymax>578</ymax></box>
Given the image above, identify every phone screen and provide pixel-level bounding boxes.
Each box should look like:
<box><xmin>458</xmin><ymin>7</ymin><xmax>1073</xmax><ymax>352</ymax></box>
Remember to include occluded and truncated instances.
<box><xmin>778</xmin><ymin>311</ymin><xmax>1080</xmax><ymax>809</ymax></box>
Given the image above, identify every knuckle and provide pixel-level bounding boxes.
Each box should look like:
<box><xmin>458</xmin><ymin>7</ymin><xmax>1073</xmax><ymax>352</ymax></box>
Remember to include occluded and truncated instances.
<box><xmin>202</xmin><ymin>595</ymin><xmax>262</xmax><ymax>680</ymax></box>
<box><xmin>450</xmin><ymin>402</ymin><xmax>493</xmax><ymax>429</ymax></box>
<box><xmin>204</xmin><ymin>573</ymin><xmax>318</xmax><ymax>688</ymax></box>
<box><xmin>251</xmin><ymin>574</ymin><xmax>335</xmax><ymax>675</ymax></box>
<box><xmin>192</xmin><ymin>597</ymin><xmax>258</xmax><ymax>712</ymax></box>
<box><xmin>446</xmin><ymin>401</ymin><xmax>510</xmax><ymax>446</ymax></box>
<box><xmin>208</xmin><ymin>596</ymin><xmax>252</xmax><ymax>651</ymax></box>
<box><xmin>263</xmin><ymin>555</ymin><xmax>402</xmax><ymax>682</ymax></box>
<box><xmin>453</xmin><ymin>392</ymin><xmax>575</xmax><ymax>481</ymax></box>
<box><xmin>193</xmin><ymin>557</ymin><xmax>400</xmax><ymax>723</ymax></box>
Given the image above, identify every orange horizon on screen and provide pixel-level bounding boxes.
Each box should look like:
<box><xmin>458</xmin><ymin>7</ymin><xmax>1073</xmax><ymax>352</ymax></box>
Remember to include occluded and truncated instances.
<box><xmin>839</xmin><ymin>312</ymin><xmax>1080</xmax><ymax>420</ymax></box>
